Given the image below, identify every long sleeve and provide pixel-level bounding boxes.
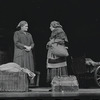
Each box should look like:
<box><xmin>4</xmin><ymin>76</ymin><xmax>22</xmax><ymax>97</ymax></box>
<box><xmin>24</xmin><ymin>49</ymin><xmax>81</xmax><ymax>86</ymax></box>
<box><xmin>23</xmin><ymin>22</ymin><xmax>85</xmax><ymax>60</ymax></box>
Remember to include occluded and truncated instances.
<box><xmin>30</xmin><ymin>34</ymin><xmax>35</xmax><ymax>49</ymax></box>
<box><xmin>14</xmin><ymin>31</ymin><xmax>25</xmax><ymax>49</ymax></box>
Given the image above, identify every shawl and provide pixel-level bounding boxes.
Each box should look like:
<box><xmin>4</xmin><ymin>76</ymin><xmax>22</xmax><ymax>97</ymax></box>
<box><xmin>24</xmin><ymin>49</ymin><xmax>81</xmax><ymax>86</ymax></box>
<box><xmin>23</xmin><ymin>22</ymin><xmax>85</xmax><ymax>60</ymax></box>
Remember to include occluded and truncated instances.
<box><xmin>50</xmin><ymin>27</ymin><xmax>68</xmax><ymax>42</ymax></box>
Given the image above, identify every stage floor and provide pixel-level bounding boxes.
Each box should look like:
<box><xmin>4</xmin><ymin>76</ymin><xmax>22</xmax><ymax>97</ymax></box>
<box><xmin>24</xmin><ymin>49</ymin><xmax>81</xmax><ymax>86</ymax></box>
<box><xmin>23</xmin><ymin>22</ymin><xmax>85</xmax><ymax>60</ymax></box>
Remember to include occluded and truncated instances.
<box><xmin>0</xmin><ymin>87</ymin><xmax>100</xmax><ymax>99</ymax></box>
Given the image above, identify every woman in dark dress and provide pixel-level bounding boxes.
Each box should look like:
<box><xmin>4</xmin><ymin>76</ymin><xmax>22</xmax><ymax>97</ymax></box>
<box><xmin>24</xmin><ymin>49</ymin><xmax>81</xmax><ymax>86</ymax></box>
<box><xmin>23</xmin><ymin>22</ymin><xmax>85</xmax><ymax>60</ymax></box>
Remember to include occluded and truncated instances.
<box><xmin>13</xmin><ymin>21</ymin><xmax>35</xmax><ymax>73</ymax></box>
<box><xmin>46</xmin><ymin>21</ymin><xmax>69</xmax><ymax>83</ymax></box>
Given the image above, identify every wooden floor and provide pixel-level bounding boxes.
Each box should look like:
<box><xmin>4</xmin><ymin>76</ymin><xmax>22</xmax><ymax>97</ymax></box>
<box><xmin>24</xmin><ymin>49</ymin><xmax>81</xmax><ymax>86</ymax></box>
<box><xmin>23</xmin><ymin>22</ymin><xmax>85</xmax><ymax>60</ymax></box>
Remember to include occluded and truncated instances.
<box><xmin>0</xmin><ymin>87</ymin><xmax>100</xmax><ymax>100</ymax></box>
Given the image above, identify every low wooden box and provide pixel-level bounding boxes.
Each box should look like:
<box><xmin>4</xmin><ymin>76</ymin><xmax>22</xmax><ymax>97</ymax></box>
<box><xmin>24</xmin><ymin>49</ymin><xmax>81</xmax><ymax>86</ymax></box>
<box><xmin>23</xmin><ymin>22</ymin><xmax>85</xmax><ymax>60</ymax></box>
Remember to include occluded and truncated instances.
<box><xmin>0</xmin><ymin>71</ymin><xmax>28</xmax><ymax>92</ymax></box>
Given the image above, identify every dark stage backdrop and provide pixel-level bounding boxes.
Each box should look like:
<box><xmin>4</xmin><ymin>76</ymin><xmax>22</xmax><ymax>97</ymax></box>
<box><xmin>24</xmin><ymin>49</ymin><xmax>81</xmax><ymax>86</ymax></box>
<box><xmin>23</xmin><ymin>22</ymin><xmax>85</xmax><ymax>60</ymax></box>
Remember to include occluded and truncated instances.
<box><xmin>0</xmin><ymin>0</ymin><xmax>100</xmax><ymax>86</ymax></box>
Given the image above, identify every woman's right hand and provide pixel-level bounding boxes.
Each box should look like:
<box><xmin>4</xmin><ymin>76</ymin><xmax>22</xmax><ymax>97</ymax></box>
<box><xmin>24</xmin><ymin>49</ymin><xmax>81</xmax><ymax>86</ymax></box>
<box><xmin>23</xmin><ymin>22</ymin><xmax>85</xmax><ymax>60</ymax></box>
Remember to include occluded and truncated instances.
<box><xmin>24</xmin><ymin>45</ymin><xmax>31</xmax><ymax>51</ymax></box>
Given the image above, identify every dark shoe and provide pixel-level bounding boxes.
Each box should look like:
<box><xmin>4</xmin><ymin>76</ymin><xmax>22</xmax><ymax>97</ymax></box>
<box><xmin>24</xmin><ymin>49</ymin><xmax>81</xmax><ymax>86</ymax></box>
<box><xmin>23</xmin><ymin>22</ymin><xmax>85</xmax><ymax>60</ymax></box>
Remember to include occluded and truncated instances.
<box><xmin>49</xmin><ymin>89</ymin><xmax>52</xmax><ymax>91</ymax></box>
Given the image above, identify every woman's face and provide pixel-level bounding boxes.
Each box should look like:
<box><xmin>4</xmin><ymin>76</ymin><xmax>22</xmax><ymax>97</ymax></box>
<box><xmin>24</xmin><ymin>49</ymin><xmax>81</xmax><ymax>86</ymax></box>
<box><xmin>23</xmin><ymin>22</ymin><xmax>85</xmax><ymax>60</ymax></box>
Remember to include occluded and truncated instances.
<box><xmin>50</xmin><ymin>25</ymin><xmax>55</xmax><ymax>31</ymax></box>
<box><xmin>21</xmin><ymin>23</ymin><xmax>28</xmax><ymax>31</ymax></box>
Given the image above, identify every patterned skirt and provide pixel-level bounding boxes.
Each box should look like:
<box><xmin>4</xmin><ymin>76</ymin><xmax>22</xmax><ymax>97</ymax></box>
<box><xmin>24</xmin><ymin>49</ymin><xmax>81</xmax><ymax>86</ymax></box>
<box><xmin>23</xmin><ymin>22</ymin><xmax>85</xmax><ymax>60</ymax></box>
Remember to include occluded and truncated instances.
<box><xmin>47</xmin><ymin>48</ymin><xmax>68</xmax><ymax>82</ymax></box>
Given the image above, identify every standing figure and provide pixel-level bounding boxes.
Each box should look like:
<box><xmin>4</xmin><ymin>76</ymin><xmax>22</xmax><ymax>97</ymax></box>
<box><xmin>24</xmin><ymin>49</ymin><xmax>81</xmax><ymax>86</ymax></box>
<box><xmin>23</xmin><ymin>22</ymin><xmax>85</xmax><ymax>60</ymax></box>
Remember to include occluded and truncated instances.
<box><xmin>46</xmin><ymin>21</ymin><xmax>69</xmax><ymax>83</ymax></box>
<box><xmin>13</xmin><ymin>21</ymin><xmax>35</xmax><ymax>73</ymax></box>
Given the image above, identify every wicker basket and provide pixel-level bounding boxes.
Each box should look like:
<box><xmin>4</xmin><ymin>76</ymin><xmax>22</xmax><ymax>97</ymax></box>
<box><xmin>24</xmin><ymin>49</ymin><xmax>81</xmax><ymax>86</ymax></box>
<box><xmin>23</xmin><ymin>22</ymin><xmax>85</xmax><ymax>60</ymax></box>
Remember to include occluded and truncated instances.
<box><xmin>0</xmin><ymin>71</ymin><xmax>28</xmax><ymax>92</ymax></box>
<box><xmin>51</xmin><ymin>75</ymin><xmax>79</xmax><ymax>92</ymax></box>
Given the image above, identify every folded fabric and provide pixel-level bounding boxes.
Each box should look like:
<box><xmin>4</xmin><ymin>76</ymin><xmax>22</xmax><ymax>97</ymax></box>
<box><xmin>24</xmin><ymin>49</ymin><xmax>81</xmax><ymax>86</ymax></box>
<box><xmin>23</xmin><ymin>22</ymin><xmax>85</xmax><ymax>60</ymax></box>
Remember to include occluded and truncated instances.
<box><xmin>0</xmin><ymin>62</ymin><xmax>35</xmax><ymax>79</ymax></box>
<box><xmin>85</xmin><ymin>58</ymin><xmax>100</xmax><ymax>66</ymax></box>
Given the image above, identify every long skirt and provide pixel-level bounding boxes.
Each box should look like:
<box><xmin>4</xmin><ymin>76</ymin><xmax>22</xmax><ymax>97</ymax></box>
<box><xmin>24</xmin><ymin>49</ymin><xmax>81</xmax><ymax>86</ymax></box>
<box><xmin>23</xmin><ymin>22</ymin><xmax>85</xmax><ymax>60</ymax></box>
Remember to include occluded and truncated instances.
<box><xmin>47</xmin><ymin>66</ymin><xmax>68</xmax><ymax>82</ymax></box>
<box><xmin>14</xmin><ymin>51</ymin><xmax>34</xmax><ymax>72</ymax></box>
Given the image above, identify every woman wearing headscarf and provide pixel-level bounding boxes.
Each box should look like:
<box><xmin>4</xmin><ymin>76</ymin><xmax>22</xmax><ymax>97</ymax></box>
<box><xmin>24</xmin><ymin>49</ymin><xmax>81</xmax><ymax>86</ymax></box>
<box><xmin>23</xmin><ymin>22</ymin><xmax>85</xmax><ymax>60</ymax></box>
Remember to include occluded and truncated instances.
<box><xmin>46</xmin><ymin>21</ymin><xmax>69</xmax><ymax>83</ymax></box>
<box><xmin>13</xmin><ymin>21</ymin><xmax>35</xmax><ymax>73</ymax></box>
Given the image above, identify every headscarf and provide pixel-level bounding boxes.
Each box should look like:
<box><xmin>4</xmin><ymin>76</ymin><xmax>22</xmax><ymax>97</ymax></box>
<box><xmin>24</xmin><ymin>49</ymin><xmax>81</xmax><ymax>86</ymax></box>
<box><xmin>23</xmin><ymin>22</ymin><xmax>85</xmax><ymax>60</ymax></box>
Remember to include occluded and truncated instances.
<box><xmin>50</xmin><ymin>21</ymin><xmax>62</xmax><ymax>28</ymax></box>
<box><xmin>17</xmin><ymin>20</ymin><xmax>28</xmax><ymax>28</ymax></box>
